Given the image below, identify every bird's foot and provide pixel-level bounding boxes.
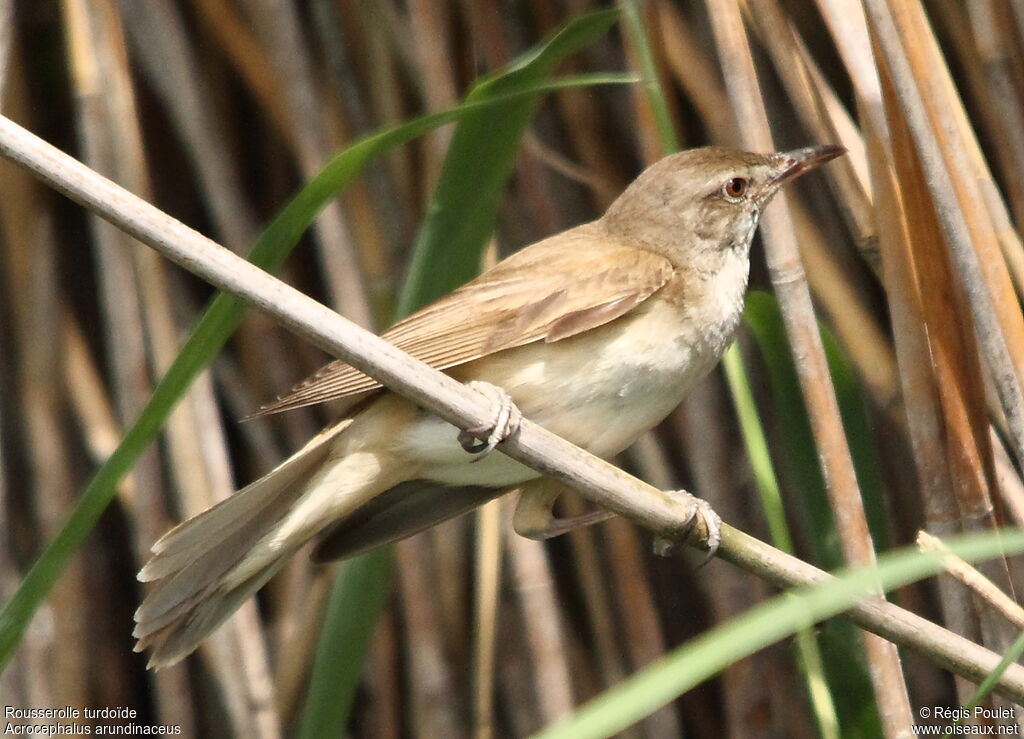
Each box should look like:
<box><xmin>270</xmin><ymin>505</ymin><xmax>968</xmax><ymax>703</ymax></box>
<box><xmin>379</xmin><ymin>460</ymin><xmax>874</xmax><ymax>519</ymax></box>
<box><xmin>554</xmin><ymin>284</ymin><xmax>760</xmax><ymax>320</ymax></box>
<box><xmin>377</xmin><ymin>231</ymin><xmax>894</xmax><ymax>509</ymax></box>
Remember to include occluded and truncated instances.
<box><xmin>652</xmin><ymin>491</ymin><xmax>722</xmax><ymax>560</ymax></box>
<box><xmin>515</xmin><ymin>508</ymin><xmax>615</xmax><ymax>540</ymax></box>
<box><xmin>458</xmin><ymin>381</ymin><xmax>522</xmax><ymax>457</ymax></box>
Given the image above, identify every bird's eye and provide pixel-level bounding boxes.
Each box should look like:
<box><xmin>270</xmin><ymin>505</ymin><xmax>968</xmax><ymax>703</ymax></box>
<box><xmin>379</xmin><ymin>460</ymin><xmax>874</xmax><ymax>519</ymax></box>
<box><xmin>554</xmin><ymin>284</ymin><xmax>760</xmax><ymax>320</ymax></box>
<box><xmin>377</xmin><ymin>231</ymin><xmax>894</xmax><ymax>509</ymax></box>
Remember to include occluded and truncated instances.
<box><xmin>722</xmin><ymin>177</ymin><xmax>749</xmax><ymax>200</ymax></box>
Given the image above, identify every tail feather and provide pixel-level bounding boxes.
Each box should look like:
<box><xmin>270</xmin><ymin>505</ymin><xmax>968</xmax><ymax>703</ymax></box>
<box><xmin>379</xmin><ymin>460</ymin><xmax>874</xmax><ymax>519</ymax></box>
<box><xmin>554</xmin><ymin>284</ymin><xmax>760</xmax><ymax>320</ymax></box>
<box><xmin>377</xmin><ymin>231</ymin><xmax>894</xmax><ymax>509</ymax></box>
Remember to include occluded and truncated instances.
<box><xmin>136</xmin><ymin>560</ymin><xmax>286</xmax><ymax>669</ymax></box>
<box><xmin>134</xmin><ymin>419</ymin><xmax>351</xmax><ymax>668</ymax></box>
<box><xmin>133</xmin><ymin>503</ymin><xmax>293</xmax><ymax>636</ymax></box>
<box><xmin>142</xmin><ymin>420</ymin><xmax>352</xmax><ymax>571</ymax></box>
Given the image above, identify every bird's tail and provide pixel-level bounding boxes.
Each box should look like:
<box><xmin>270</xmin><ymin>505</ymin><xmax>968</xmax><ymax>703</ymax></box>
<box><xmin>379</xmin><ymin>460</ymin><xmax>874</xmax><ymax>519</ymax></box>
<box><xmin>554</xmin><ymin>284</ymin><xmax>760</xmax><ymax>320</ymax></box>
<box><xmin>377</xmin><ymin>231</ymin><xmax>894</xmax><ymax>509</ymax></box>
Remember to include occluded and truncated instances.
<box><xmin>133</xmin><ymin>418</ymin><xmax>357</xmax><ymax>669</ymax></box>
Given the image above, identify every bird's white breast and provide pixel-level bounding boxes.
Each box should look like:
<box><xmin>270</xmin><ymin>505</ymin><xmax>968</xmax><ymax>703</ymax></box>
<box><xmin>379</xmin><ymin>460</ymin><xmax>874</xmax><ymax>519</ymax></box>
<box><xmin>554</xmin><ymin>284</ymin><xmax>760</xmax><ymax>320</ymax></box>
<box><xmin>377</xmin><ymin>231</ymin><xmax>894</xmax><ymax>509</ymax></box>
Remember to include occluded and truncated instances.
<box><xmin>400</xmin><ymin>250</ymin><xmax>749</xmax><ymax>487</ymax></box>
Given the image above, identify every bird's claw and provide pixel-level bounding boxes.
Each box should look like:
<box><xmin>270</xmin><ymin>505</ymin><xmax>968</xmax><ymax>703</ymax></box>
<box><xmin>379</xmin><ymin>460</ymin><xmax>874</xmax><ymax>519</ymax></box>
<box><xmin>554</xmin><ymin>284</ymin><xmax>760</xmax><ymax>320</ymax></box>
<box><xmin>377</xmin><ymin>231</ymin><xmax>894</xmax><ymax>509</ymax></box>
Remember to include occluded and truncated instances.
<box><xmin>458</xmin><ymin>381</ymin><xmax>522</xmax><ymax>458</ymax></box>
<box><xmin>652</xmin><ymin>491</ymin><xmax>722</xmax><ymax>561</ymax></box>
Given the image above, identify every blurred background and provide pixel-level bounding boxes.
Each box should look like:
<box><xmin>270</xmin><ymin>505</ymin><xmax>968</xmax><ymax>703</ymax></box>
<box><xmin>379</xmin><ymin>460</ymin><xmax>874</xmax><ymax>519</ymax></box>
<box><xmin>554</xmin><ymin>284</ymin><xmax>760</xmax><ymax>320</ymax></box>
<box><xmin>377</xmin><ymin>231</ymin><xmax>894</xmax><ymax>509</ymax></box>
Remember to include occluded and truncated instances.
<box><xmin>2</xmin><ymin>0</ymin><xmax>1024</xmax><ymax>737</ymax></box>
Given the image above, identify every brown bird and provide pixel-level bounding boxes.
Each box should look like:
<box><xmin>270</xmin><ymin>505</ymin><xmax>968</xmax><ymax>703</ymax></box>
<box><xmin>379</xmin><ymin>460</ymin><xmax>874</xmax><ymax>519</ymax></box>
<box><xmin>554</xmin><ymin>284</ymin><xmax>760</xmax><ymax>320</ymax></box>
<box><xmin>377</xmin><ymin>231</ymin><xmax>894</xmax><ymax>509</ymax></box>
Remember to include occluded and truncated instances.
<box><xmin>134</xmin><ymin>144</ymin><xmax>844</xmax><ymax>667</ymax></box>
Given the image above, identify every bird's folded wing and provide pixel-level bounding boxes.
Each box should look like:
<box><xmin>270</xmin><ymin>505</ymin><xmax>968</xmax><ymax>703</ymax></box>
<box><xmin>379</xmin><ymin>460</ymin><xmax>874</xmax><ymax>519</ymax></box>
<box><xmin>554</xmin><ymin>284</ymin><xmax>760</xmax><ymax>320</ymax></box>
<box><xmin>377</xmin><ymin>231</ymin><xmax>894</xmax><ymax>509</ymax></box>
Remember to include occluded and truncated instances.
<box><xmin>248</xmin><ymin>227</ymin><xmax>675</xmax><ymax>418</ymax></box>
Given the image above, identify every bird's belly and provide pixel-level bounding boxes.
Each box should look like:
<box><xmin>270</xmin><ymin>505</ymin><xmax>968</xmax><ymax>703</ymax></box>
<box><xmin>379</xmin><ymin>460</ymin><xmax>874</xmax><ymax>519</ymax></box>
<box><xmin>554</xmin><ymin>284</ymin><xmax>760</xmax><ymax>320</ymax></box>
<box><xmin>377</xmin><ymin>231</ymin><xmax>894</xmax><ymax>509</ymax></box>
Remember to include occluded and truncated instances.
<box><xmin>398</xmin><ymin>299</ymin><xmax>735</xmax><ymax>488</ymax></box>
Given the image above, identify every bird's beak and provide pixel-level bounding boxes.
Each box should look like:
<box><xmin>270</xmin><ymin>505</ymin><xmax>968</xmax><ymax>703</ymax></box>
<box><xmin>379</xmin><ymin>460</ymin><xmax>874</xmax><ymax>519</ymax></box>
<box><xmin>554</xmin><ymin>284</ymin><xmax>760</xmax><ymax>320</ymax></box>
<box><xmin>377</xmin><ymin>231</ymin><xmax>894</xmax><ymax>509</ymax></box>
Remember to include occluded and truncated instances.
<box><xmin>770</xmin><ymin>144</ymin><xmax>847</xmax><ymax>186</ymax></box>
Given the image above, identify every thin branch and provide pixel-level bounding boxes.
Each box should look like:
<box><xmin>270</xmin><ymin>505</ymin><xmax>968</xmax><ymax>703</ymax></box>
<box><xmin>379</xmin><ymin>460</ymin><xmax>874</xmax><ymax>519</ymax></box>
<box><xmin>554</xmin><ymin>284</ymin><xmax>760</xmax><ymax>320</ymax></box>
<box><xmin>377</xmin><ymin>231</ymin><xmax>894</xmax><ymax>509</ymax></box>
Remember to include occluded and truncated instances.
<box><xmin>919</xmin><ymin>531</ymin><xmax>1024</xmax><ymax>630</ymax></box>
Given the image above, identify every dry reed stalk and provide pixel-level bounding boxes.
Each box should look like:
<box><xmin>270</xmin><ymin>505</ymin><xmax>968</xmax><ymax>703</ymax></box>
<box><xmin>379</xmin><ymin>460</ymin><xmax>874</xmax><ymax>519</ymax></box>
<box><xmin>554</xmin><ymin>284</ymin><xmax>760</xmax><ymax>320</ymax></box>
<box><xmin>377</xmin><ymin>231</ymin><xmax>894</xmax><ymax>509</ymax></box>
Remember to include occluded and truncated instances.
<box><xmin>925</xmin><ymin>4</ymin><xmax>1024</xmax><ymax>317</ymax></box>
<box><xmin>246</xmin><ymin>0</ymin><xmax>373</xmax><ymax>329</ymax></box>
<box><xmin>865</xmin><ymin>84</ymin><xmax>982</xmax><ymax>705</ymax></box>
<box><xmin>404</xmin><ymin>0</ymin><xmax>473</xmax><ymax>665</ymax></box>
<box><xmin>120</xmin><ymin>2</ymin><xmax>327</xmax><ymax>706</ymax></box>
<box><xmin>878</xmin><ymin>78</ymin><xmax>998</xmax><ymax>536</ymax></box>
<box><xmin>908</xmin><ymin>2</ymin><xmax>1024</xmax><ymax>493</ymax></box>
<box><xmin>461</xmin><ymin>0</ymin><xmax>561</xmax><ymax>235</ymax></box>
<box><xmin>529</xmin><ymin>0</ymin><xmax>626</xmax><ymax>207</ymax></box>
<box><xmin>820</xmin><ymin>0</ymin><xmax>1024</xmax><ymax>539</ymax></box>
<box><xmin>788</xmin><ymin>200</ymin><xmax>900</xmax><ymax>414</ymax></box>
<box><xmin>268</xmin><ymin>553</ymin><xmax>323</xmax><ymax>706</ymax></box>
<box><xmin>743</xmin><ymin>0</ymin><xmax>876</xmax><ymax>258</ymax></box>
<box><xmin>395</xmin><ymin>534</ymin><xmax>464</xmax><ymax>737</ymax></box>
<box><xmin>308</xmin><ymin>3</ymin><xmax>398</xmax><ymax>302</ymax></box>
<box><xmin>123</xmin><ymin>0</ymin><xmax>321</xmax><ymax>466</ymax></box>
<box><xmin>497</xmin><ymin>605</ymin><xmax>544</xmax><ymax>737</ymax></box>
<box><xmin>364</xmin><ymin>610</ymin><xmax>402</xmax><ymax>739</ymax></box>
<box><xmin>115</xmin><ymin>0</ymin><xmax>257</xmax><ymax>249</ymax></box>
<box><xmin>656</xmin><ymin>2</ymin><xmax>737</xmax><ymax>142</ymax></box>
<box><xmin>199</xmin><ymin>0</ymin><xmax>387</xmax><ymax>306</ymax></box>
<box><xmin>351</xmin><ymin>0</ymin><xmax>417</xmax><ymax>219</ymax></box>
<box><xmin>237</xmin><ymin>314</ymin><xmax>325</xmax><ymax>451</ymax></box>
<box><xmin>0</xmin><ymin>421</ymin><xmax>23</xmax><ymax>707</ymax></box>
<box><xmin>678</xmin><ymin>383</ymin><xmax>787</xmax><ymax>738</ymax></box>
<box><xmin>273</xmin><ymin>567</ymin><xmax>335</xmax><ymax>720</ymax></box>
<box><xmin>919</xmin><ymin>531</ymin><xmax>1024</xmax><ymax>630</ymax></box>
<box><xmin>522</xmin><ymin>133</ymin><xmax>612</xmax><ymax>194</ymax></box>
<box><xmin>65</xmin><ymin>0</ymin><xmax>171</xmax><ymax>714</ymax></box>
<box><xmin>604</xmin><ymin>516</ymin><xmax>684</xmax><ymax>738</ymax></box>
<box><xmin>0</xmin><ymin>174</ymin><xmax>88</xmax><ymax>707</ymax></box>
<box><xmin>965</xmin><ymin>2</ymin><xmax>1024</xmax><ymax>231</ymax></box>
<box><xmin>980</xmin><ymin>179</ymin><xmax>1024</xmax><ymax>302</ymax></box>
<box><xmin>704</xmin><ymin>1</ymin><xmax>914</xmax><ymax>733</ymax></box>
<box><xmin>872</xmin><ymin>56</ymin><xmax>1024</xmax><ymax>712</ymax></box>
<box><xmin>866</xmin><ymin>0</ymin><xmax>1024</xmax><ymax>491</ymax></box>
<box><xmin>190</xmin><ymin>0</ymin><xmax>296</xmax><ymax>144</ymax></box>
<box><xmin>472</xmin><ymin>497</ymin><xmax>503</xmax><ymax>739</ymax></box>
<box><xmin>0</xmin><ymin>0</ymin><xmax>10</xmax><ymax>103</ymax></box>
<box><xmin>409</xmin><ymin>0</ymin><xmax>458</xmax><ymax>184</ymax></box>
<box><xmin>898</xmin><ymin>0</ymin><xmax>1024</xmax><ymax>416</ymax></box>
<box><xmin>868</xmin><ymin>5</ymin><xmax>1023</xmax><ymax>684</ymax></box>
<box><xmin>60</xmin><ymin>1</ymin><xmax>203</xmax><ymax>731</ymax></box>
<box><xmin>506</xmin><ymin>530</ymin><xmax>575</xmax><ymax>731</ymax></box>
<box><xmin>929</xmin><ymin>5</ymin><xmax>1019</xmax><ymax>249</ymax></box>
<box><xmin>0</xmin><ymin>29</ymin><xmax>77</xmax><ymax>710</ymax></box>
<box><xmin>69</xmin><ymin>2</ymin><xmax>282</xmax><ymax>731</ymax></box>
<box><xmin>800</xmin><ymin>59</ymin><xmax>872</xmax><ymax>202</ymax></box>
<box><xmin>561</xmin><ymin>492</ymin><xmax>628</xmax><ymax>689</ymax></box>
<box><xmin>62</xmin><ymin>315</ymin><xmax>128</xmax><ymax>478</ymax></box>
<box><xmin>615</xmin><ymin>435</ymin><xmax>687</xmax><ymax>736</ymax></box>
<box><xmin>992</xmin><ymin>426</ymin><xmax>1024</xmax><ymax>525</ymax></box>
<box><xmin>213</xmin><ymin>357</ymin><xmax>287</xmax><ymax>464</ymax></box>
<box><xmin>813</xmin><ymin>0</ymin><xmax>886</xmax><ymax>133</ymax></box>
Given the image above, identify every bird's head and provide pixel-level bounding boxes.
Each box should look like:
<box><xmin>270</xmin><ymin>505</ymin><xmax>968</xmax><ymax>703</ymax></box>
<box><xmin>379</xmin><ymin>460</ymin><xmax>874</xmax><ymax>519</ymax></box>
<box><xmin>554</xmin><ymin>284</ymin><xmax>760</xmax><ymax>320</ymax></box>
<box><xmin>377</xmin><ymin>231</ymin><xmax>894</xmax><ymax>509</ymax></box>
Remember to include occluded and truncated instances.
<box><xmin>601</xmin><ymin>144</ymin><xmax>846</xmax><ymax>266</ymax></box>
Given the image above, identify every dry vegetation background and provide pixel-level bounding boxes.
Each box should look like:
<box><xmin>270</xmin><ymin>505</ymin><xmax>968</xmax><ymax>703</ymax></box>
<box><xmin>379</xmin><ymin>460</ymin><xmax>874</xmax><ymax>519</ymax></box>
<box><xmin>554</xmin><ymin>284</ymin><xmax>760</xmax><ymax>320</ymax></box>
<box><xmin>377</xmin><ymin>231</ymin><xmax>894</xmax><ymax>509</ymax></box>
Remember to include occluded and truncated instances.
<box><xmin>2</xmin><ymin>0</ymin><xmax>1024</xmax><ymax>737</ymax></box>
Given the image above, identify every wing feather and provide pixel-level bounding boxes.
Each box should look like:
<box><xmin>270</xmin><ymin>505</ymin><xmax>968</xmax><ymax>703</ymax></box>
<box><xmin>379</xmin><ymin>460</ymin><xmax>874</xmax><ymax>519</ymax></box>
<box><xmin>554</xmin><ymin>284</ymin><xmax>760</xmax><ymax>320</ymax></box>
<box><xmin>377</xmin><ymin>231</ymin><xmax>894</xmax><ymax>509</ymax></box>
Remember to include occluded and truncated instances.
<box><xmin>248</xmin><ymin>225</ymin><xmax>674</xmax><ymax>418</ymax></box>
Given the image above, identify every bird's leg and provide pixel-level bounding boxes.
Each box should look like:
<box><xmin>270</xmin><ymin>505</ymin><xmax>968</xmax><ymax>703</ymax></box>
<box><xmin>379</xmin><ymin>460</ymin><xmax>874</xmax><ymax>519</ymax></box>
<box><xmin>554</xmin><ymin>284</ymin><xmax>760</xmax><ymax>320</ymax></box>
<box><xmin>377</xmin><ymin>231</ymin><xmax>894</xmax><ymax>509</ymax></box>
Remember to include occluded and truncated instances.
<box><xmin>652</xmin><ymin>490</ymin><xmax>722</xmax><ymax>559</ymax></box>
<box><xmin>512</xmin><ymin>478</ymin><xmax>614</xmax><ymax>540</ymax></box>
<box><xmin>458</xmin><ymin>380</ymin><xmax>523</xmax><ymax>456</ymax></box>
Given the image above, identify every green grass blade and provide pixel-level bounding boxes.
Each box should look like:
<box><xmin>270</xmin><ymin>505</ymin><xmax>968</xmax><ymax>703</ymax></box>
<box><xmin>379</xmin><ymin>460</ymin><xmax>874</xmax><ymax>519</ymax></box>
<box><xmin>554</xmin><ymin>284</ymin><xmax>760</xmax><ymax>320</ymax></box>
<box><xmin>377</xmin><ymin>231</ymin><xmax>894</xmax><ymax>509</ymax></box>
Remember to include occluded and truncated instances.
<box><xmin>0</xmin><ymin>64</ymin><xmax>632</xmax><ymax>669</ymax></box>
<box><xmin>299</xmin><ymin>7</ymin><xmax>623</xmax><ymax>733</ymax></box>
<box><xmin>296</xmin><ymin>551</ymin><xmax>394</xmax><ymax>739</ymax></box>
<box><xmin>947</xmin><ymin>627</ymin><xmax>1024</xmax><ymax>738</ymax></box>
<box><xmin>532</xmin><ymin>528</ymin><xmax>1024</xmax><ymax>739</ymax></box>
<box><xmin>396</xmin><ymin>7</ymin><xmax>620</xmax><ymax>314</ymax></box>
<box><xmin>722</xmin><ymin>343</ymin><xmax>842</xmax><ymax>738</ymax></box>
<box><xmin>619</xmin><ymin>0</ymin><xmax>678</xmax><ymax>151</ymax></box>
<box><xmin>721</xmin><ymin>344</ymin><xmax>794</xmax><ymax>552</ymax></box>
<box><xmin>742</xmin><ymin>289</ymin><xmax>885</xmax><ymax>737</ymax></box>
<box><xmin>743</xmin><ymin>291</ymin><xmax>888</xmax><ymax>565</ymax></box>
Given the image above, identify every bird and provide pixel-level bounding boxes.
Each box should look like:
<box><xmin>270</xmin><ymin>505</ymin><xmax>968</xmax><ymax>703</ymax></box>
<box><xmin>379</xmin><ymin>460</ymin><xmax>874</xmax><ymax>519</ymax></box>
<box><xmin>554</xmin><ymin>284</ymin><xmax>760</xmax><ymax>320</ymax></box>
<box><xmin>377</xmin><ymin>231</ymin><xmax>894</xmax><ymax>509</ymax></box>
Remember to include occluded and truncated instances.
<box><xmin>133</xmin><ymin>143</ymin><xmax>845</xmax><ymax>668</ymax></box>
